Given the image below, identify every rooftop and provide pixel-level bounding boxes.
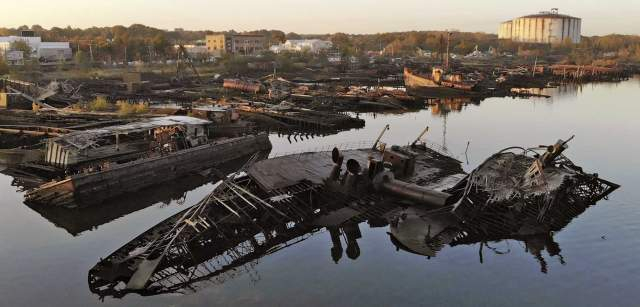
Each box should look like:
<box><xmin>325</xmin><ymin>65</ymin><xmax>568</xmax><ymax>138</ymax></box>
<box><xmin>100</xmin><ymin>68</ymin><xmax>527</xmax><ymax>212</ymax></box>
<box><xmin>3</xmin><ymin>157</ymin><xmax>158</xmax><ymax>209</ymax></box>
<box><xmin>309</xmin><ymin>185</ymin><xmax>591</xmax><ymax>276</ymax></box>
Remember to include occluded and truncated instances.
<box><xmin>53</xmin><ymin>116</ymin><xmax>211</xmax><ymax>150</ymax></box>
<box><xmin>521</xmin><ymin>12</ymin><xmax>579</xmax><ymax>19</ymax></box>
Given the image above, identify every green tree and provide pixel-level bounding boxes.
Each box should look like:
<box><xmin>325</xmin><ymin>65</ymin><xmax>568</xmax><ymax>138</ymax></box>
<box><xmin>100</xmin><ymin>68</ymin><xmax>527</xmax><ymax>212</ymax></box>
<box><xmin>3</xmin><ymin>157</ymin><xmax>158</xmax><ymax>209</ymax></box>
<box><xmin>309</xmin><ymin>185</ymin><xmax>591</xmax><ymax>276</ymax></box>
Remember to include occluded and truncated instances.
<box><xmin>75</xmin><ymin>50</ymin><xmax>90</xmax><ymax>70</ymax></box>
<box><xmin>10</xmin><ymin>40</ymin><xmax>32</xmax><ymax>58</ymax></box>
<box><xmin>0</xmin><ymin>58</ymin><xmax>9</xmax><ymax>75</ymax></box>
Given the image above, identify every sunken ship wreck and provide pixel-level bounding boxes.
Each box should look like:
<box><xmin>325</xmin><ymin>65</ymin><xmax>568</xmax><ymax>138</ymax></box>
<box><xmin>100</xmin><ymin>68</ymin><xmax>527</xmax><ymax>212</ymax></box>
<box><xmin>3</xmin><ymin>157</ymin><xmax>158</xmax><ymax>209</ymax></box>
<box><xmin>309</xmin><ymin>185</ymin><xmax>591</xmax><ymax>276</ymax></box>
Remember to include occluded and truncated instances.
<box><xmin>16</xmin><ymin>116</ymin><xmax>271</xmax><ymax>207</ymax></box>
<box><xmin>88</xmin><ymin>130</ymin><xmax>618</xmax><ymax>298</ymax></box>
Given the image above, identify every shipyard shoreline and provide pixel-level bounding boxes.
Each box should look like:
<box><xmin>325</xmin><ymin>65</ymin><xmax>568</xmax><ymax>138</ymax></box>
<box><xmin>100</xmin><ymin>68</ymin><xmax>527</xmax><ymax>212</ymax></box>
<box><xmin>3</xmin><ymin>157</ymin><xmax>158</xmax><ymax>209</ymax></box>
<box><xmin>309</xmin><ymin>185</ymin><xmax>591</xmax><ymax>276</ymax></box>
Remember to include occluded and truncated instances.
<box><xmin>0</xmin><ymin>77</ymin><xmax>637</xmax><ymax>306</ymax></box>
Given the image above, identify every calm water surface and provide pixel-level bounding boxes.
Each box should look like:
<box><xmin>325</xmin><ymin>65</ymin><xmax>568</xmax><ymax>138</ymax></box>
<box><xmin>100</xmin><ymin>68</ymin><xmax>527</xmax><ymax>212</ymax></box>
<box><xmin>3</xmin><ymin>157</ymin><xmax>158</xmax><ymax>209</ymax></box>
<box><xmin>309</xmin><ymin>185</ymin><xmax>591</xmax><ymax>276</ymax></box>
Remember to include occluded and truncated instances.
<box><xmin>1</xmin><ymin>78</ymin><xmax>639</xmax><ymax>306</ymax></box>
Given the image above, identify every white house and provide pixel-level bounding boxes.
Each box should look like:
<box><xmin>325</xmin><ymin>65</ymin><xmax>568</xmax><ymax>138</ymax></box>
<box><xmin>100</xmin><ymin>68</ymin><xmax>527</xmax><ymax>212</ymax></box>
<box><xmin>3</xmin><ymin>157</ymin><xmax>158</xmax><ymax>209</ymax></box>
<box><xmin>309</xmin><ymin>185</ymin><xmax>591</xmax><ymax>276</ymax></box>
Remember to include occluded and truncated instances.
<box><xmin>270</xmin><ymin>39</ymin><xmax>333</xmax><ymax>54</ymax></box>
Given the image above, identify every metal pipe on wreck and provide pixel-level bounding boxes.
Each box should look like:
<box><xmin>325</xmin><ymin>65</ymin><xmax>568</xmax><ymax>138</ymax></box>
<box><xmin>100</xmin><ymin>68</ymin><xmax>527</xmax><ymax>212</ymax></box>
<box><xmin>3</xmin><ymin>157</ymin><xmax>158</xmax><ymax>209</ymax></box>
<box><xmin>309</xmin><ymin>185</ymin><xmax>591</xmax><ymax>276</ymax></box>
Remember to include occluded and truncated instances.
<box><xmin>380</xmin><ymin>176</ymin><xmax>451</xmax><ymax>207</ymax></box>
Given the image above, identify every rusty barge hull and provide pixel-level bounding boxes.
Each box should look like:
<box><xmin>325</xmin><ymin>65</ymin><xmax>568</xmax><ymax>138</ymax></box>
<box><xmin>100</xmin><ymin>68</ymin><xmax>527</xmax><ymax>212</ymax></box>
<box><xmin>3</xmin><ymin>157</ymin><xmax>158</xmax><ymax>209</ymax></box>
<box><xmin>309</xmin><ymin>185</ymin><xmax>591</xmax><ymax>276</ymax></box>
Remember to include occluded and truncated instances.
<box><xmin>25</xmin><ymin>134</ymin><xmax>272</xmax><ymax>207</ymax></box>
<box><xmin>406</xmin><ymin>86</ymin><xmax>480</xmax><ymax>98</ymax></box>
<box><xmin>0</xmin><ymin>148</ymin><xmax>43</xmax><ymax>165</ymax></box>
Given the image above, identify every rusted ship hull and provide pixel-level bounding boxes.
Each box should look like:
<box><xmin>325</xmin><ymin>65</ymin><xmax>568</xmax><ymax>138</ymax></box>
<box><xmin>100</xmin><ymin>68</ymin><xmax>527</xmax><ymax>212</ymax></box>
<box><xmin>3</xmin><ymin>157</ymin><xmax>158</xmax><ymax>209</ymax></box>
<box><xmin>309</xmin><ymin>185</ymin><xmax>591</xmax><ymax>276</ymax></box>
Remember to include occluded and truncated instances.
<box><xmin>404</xmin><ymin>68</ymin><xmax>478</xmax><ymax>97</ymax></box>
<box><xmin>25</xmin><ymin>133</ymin><xmax>272</xmax><ymax>207</ymax></box>
<box><xmin>0</xmin><ymin>148</ymin><xmax>43</xmax><ymax>165</ymax></box>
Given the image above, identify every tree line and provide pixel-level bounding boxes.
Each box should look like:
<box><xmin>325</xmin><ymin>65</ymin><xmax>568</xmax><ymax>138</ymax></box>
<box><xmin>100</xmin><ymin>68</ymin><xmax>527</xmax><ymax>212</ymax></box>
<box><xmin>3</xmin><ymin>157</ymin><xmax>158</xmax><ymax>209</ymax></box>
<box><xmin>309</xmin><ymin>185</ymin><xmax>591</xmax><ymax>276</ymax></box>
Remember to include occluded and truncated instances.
<box><xmin>1</xmin><ymin>24</ymin><xmax>639</xmax><ymax>66</ymax></box>
<box><xmin>0</xmin><ymin>24</ymin><xmax>288</xmax><ymax>63</ymax></box>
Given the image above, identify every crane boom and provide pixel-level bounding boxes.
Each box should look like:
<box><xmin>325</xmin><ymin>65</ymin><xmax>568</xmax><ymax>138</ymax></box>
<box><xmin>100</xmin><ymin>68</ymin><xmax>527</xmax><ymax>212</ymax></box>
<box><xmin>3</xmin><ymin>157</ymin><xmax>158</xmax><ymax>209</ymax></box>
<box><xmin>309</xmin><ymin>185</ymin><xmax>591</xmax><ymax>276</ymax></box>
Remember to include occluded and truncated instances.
<box><xmin>372</xmin><ymin>124</ymin><xmax>390</xmax><ymax>150</ymax></box>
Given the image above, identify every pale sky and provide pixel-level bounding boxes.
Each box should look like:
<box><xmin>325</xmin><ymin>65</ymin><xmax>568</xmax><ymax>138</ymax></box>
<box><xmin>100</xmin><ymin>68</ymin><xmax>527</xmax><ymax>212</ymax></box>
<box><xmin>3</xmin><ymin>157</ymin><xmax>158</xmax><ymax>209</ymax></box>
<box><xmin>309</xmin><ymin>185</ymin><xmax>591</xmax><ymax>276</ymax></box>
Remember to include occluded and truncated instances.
<box><xmin>3</xmin><ymin>0</ymin><xmax>639</xmax><ymax>36</ymax></box>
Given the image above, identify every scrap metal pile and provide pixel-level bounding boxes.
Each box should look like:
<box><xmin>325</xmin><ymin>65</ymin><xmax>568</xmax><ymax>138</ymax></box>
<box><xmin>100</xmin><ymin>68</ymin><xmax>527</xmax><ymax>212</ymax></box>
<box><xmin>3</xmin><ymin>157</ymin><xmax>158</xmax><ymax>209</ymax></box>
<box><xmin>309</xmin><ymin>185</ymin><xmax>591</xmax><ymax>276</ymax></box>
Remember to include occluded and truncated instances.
<box><xmin>448</xmin><ymin>136</ymin><xmax>619</xmax><ymax>238</ymax></box>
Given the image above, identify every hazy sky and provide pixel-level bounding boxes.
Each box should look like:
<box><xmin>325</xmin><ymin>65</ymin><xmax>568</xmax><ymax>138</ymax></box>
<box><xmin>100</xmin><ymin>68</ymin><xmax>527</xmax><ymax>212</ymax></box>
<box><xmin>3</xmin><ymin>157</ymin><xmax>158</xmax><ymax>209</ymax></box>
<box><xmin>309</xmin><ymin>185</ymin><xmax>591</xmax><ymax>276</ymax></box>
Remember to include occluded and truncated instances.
<box><xmin>3</xmin><ymin>0</ymin><xmax>639</xmax><ymax>35</ymax></box>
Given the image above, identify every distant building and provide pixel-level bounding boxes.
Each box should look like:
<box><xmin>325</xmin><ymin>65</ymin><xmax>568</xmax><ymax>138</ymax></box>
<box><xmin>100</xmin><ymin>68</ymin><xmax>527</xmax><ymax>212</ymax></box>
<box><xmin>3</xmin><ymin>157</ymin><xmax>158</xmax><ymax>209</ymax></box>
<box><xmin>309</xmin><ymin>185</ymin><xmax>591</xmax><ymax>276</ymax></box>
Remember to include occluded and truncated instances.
<box><xmin>327</xmin><ymin>49</ymin><xmax>342</xmax><ymax>64</ymax></box>
<box><xmin>415</xmin><ymin>48</ymin><xmax>432</xmax><ymax>58</ymax></box>
<box><xmin>499</xmin><ymin>8</ymin><xmax>582</xmax><ymax>44</ymax></box>
<box><xmin>269</xmin><ymin>39</ymin><xmax>333</xmax><ymax>54</ymax></box>
<box><xmin>37</xmin><ymin>42</ymin><xmax>72</xmax><ymax>63</ymax></box>
<box><xmin>173</xmin><ymin>44</ymin><xmax>209</xmax><ymax>59</ymax></box>
<box><xmin>464</xmin><ymin>45</ymin><xmax>495</xmax><ymax>59</ymax></box>
<box><xmin>0</xmin><ymin>36</ymin><xmax>42</xmax><ymax>52</ymax></box>
<box><xmin>205</xmin><ymin>34</ymin><xmax>266</xmax><ymax>56</ymax></box>
<box><xmin>205</xmin><ymin>34</ymin><xmax>230</xmax><ymax>57</ymax></box>
<box><xmin>231</xmin><ymin>34</ymin><xmax>266</xmax><ymax>55</ymax></box>
<box><xmin>0</xmin><ymin>33</ymin><xmax>72</xmax><ymax>64</ymax></box>
<box><xmin>4</xmin><ymin>51</ymin><xmax>24</xmax><ymax>65</ymax></box>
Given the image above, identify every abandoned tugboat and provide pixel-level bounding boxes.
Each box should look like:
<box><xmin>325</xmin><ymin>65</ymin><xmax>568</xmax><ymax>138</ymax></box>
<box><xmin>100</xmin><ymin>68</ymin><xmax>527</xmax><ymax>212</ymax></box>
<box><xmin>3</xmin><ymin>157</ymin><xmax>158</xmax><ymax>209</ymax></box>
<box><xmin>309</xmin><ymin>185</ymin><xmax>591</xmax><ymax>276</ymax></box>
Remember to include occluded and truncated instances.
<box><xmin>404</xmin><ymin>67</ymin><xmax>479</xmax><ymax>97</ymax></box>
<box><xmin>87</xmin><ymin>130</ymin><xmax>618</xmax><ymax>298</ymax></box>
<box><xmin>21</xmin><ymin>116</ymin><xmax>272</xmax><ymax>207</ymax></box>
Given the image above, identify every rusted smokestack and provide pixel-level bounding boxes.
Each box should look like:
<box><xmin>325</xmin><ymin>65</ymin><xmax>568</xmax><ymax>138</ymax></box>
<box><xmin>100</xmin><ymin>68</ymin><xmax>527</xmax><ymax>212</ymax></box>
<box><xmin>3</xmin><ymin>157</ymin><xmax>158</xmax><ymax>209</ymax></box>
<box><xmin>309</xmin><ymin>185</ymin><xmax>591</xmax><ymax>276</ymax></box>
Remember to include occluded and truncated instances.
<box><xmin>344</xmin><ymin>159</ymin><xmax>361</xmax><ymax>188</ymax></box>
<box><xmin>329</xmin><ymin>147</ymin><xmax>344</xmax><ymax>181</ymax></box>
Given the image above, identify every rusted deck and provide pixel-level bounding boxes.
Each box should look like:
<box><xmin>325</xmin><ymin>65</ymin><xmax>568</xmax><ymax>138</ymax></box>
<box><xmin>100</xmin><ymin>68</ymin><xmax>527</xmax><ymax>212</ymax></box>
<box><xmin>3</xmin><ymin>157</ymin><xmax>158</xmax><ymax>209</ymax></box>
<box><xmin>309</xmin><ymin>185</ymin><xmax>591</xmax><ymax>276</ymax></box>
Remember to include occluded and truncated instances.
<box><xmin>248</xmin><ymin>146</ymin><xmax>465</xmax><ymax>193</ymax></box>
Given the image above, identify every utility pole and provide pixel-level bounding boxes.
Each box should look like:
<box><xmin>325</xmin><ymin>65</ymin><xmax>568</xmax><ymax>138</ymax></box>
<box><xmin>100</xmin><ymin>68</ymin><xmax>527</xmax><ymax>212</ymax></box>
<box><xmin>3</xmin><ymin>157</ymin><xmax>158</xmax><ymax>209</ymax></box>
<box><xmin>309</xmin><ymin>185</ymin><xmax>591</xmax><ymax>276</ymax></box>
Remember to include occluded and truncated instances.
<box><xmin>445</xmin><ymin>31</ymin><xmax>452</xmax><ymax>71</ymax></box>
<box><xmin>147</xmin><ymin>45</ymin><xmax>153</xmax><ymax>63</ymax></box>
<box><xmin>273</xmin><ymin>61</ymin><xmax>277</xmax><ymax>80</ymax></box>
<box><xmin>439</xmin><ymin>34</ymin><xmax>445</xmax><ymax>65</ymax></box>
<box><xmin>89</xmin><ymin>42</ymin><xmax>94</xmax><ymax>63</ymax></box>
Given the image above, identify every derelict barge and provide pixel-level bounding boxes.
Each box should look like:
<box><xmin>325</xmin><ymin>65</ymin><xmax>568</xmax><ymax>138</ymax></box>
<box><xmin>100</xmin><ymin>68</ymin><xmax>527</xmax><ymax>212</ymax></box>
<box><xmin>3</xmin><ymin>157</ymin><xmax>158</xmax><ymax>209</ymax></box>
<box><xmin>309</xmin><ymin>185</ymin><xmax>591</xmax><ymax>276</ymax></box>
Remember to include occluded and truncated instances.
<box><xmin>20</xmin><ymin>116</ymin><xmax>272</xmax><ymax>207</ymax></box>
<box><xmin>88</xmin><ymin>132</ymin><xmax>618</xmax><ymax>297</ymax></box>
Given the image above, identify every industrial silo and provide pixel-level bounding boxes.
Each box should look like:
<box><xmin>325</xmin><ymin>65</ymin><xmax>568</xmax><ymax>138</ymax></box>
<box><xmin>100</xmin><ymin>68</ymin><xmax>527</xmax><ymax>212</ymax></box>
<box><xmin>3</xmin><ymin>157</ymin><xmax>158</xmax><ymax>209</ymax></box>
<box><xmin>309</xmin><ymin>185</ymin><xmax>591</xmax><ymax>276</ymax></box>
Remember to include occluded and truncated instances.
<box><xmin>499</xmin><ymin>9</ymin><xmax>581</xmax><ymax>44</ymax></box>
<box><xmin>498</xmin><ymin>21</ymin><xmax>513</xmax><ymax>40</ymax></box>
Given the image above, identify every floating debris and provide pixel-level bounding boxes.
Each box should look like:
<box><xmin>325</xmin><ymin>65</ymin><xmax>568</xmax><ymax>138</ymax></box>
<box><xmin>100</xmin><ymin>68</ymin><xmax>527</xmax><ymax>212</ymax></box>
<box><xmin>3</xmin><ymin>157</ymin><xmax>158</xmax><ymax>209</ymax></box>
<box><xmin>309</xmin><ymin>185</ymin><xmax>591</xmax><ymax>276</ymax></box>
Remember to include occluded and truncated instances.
<box><xmin>18</xmin><ymin>153</ymin><xmax>263</xmax><ymax>236</ymax></box>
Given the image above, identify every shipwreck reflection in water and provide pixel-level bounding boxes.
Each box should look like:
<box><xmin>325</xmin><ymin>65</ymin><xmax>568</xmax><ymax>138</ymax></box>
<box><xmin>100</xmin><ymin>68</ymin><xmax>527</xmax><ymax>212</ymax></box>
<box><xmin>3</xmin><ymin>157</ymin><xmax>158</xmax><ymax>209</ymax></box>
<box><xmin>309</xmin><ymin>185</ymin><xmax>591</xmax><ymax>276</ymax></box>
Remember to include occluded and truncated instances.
<box><xmin>8</xmin><ymin>153</ymin><xmax>268</xmax><ymax>236</ymax></box>
<box><xmin>427</xmin><ymin>97</ymin><xmax>481</xmax><ymax>117</ymax></box>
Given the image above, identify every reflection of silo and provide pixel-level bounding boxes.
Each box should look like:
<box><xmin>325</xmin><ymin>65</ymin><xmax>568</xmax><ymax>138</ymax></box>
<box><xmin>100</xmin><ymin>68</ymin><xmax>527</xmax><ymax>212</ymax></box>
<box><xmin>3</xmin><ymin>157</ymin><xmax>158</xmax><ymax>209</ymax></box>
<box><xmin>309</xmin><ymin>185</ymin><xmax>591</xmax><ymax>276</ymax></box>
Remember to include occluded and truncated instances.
<box><xmin>499</xmin><ymin>9</ymin><xmax>581</xmax><ymax>44</ymax></box>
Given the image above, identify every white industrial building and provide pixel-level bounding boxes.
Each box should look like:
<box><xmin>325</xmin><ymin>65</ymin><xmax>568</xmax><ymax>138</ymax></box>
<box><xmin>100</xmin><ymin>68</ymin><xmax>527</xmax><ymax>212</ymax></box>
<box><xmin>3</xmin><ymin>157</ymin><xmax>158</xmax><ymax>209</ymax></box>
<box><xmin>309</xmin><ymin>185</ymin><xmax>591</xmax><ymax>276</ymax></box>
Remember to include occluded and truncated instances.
<box><xmin>498</xmin><ymin>9</ymin><xmax>582</xmax><ymax>44</ymax></box>
<box><xmin>37</xmin><ymin>42</ymin><xmax>72</xmax><ymax>62</ymax></box>
<box><xmin>0</xmin><ymin>36</ymin><xmax>42</xmax><ymax>51</ymax></box>
<box><xmin>0</xmin><ymin>34</ymin><xmax>72</xmax><ymax>63</ymax></box>
<box><xmin>270</xmin><ymin>39</ymin><xmax>333</xmax><ymax>54</ymax></box>
<box><xmin>173</xmin><ymin>44</ymin><xmax>209</xmax><ymax>59</ymax></box>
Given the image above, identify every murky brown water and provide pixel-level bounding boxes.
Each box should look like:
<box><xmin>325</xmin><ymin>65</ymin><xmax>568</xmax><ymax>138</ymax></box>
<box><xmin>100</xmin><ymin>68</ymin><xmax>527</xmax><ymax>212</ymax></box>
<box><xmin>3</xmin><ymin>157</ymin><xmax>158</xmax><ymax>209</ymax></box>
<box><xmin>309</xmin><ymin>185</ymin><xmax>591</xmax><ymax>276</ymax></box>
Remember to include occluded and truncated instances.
<box><xmin>1</xmin><ymin>78</ymin><xmax>639</xmax><ymax>306</ymax></box>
